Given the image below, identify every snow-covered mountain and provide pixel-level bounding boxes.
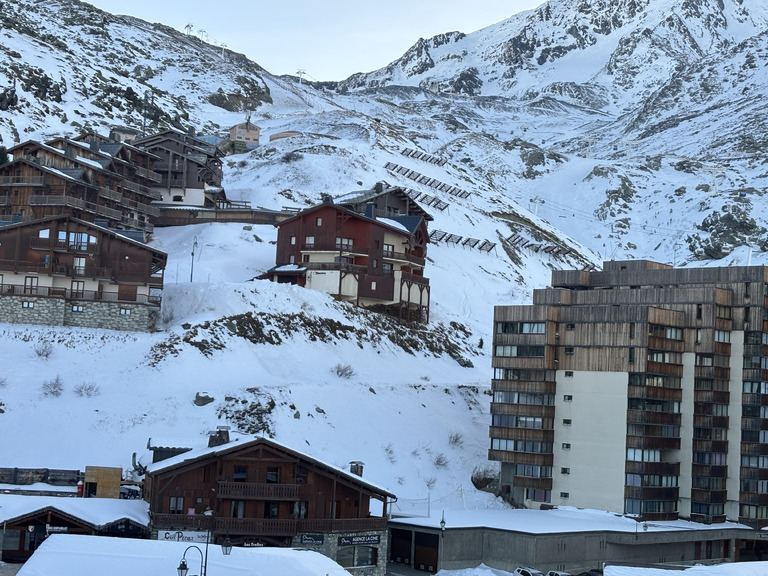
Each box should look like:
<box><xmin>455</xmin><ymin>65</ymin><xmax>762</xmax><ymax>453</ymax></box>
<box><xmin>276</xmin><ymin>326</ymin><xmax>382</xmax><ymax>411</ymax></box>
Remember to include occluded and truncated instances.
<box><xmin>1</xmin><ymin>0</ymin><xmax>768</xmax><ymax>514</ymax></box>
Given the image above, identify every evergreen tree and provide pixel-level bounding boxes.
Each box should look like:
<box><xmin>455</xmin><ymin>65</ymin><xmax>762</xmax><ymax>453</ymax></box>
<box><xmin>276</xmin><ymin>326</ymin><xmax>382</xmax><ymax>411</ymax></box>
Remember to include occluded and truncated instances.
<box><xmin>0</xmin><ymin>146</ymin><xmax>7</xmax><ymax>166</ymax></box>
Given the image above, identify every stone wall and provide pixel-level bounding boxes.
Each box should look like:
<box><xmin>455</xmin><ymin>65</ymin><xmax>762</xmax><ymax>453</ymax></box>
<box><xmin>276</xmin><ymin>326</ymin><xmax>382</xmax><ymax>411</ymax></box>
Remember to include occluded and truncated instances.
<box><xmin>0</xmin><ymin>295</ymin><xmax>158</xmax><ymax>332</ymax></box>
<box><xmin>291</xmin><ymin>529</ymin><xmax>388</xmax><ymax>576</ymax></box>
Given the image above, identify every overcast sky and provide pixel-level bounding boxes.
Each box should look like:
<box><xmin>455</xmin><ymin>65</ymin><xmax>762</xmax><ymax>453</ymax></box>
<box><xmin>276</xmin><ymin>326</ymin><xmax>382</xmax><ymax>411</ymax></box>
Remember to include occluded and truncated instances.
<box><xmin>85</xmin><ymin>0</ymin><xmax>545</xmax><ymax>81</ymax></box>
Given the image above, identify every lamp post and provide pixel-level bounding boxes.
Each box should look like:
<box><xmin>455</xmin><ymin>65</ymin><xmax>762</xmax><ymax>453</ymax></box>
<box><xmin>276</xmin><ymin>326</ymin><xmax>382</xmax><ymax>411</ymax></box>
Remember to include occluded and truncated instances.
<box><xmin>176</xmin><ymin>527</ymin><xmax>232</xmax><ymax>576</ymax></box>
<box><xmin>190</xmin><ymin>236</ymin><xmax>198</xmax><ymax>283</ymax></box>
<box><xmin>439</xmin><ymin>511</ymin><xmax>446</xmax><ymax>570</ymax></box>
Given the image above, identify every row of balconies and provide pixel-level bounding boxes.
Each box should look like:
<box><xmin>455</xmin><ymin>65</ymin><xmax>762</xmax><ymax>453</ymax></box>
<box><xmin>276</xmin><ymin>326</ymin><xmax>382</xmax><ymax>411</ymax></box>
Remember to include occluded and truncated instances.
<box><xmin>302</xmin><ymin>242</ymin><xmax>425</xmax><ymax>268</ymax></box>
<box><xmin>152</xmin><ymin>513</ymin><xmax>385</xmax><ymax>537</ymax></box>
<box><xmin>1</xmin><ymin>282</ymin><xmax>161</xmax><ymax>305</ymax></box>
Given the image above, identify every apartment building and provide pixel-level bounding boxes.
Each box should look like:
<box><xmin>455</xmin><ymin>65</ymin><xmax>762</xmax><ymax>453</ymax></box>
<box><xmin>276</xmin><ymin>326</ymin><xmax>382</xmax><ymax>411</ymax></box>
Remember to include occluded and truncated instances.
<box><xmin>490</xmin><ymin>260</ymin><xmax>768</xmax><ymax>528</ymax></box>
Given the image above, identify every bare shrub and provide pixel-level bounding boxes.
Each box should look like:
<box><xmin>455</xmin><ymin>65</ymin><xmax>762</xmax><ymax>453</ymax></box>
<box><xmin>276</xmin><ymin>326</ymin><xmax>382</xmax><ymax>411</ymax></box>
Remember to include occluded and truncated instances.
<box><xmin>425</xmin><ymin>476</ymin><xmax>437</xmax><ymax>490</ymax></box>
<box><xmin>41</xmin><ymin>375</ymin><xmax>64</xmax><ymax>397</ymax></box>
<box><xmin>332</xmin><ymin>363</ymin><xmax>355</xmax><ymax>379</ymax></box>
<box><xmin>384</xmin><ymin>443</ymin><xmax>397</xmax><ymax>464</ymax></box>
<box><xmin>74</xmin><ymin>382</ymin><xmax>101</xmax><ymax>397</ymax></box>
<box><xmin>35</xmin><ymin>341</ymin><xmax>53</xmax><ymax>360</ymax></box>
<box><xmin>433</xmin><ymin>453</ymin><xmax>449</xmax><ymax>469</ymax></box>
<box><xmin>0</xmin><ymin>376</ymin><xmax>6</xmax><ymax>388</ymax></box>
<box><xmin>448</xmin><ymin>432</ymin><xmax>464</xmax><ymax>448</ymax></box>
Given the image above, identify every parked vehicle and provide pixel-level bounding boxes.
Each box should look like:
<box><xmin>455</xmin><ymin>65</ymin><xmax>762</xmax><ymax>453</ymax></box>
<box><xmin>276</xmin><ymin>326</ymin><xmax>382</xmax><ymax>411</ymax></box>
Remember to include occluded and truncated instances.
<box><xmin>514</xmin><ymin>569</ymin><xmax>545</xmax><ymax>576</ymax></box>
<box><xmin>546</xmin><ymin>572</ymin><xmax>571</xmax><ymax>576</ymax></box>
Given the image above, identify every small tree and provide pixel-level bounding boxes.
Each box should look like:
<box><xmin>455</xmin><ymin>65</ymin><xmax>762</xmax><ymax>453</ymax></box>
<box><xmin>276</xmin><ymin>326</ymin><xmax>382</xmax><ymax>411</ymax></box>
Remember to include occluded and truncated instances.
<box><xmin>0</xmin><ymin>145</ymin><xmax>8</xmax><ymax>167</ymax></box>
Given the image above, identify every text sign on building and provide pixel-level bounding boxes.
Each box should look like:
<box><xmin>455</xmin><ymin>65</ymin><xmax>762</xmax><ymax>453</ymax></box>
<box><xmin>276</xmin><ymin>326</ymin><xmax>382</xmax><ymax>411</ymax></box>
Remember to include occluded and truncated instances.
<box><xmin>301</xmin><ymin>534</ymin><xmax>325</xmax><ymax>545</ymax></box>
<box><xmin>158</xmin><ymin>530</ymin><xmax>209</xmax><ymax>543</ymax></box>
<box><xmin>338</xmin><ymin>535</ymin><xmax>380</xmax><ymax>546</ymax></box>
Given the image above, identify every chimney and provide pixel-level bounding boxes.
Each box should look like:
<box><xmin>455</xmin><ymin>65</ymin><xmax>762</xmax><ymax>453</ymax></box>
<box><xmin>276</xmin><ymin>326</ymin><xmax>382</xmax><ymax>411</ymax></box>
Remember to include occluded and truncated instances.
<box><xmin>374</xmin><ymin>182</ymin><xmax>384</xmax><ymax>194</ymax></box>
<box><xmin>208</xmin><ymin>425</ymin><xmax>230</xmax><ymax>447</ymax></box>
<box><xmin>322</xmin><ymin>195</ymin><xmax>334</xmax><ymax>204</ymax></box>
<box><xmin>364</xmin><ymin>202</ymin><xmax>376</xmax><ymax>219</ymax></box>
<box><xmin>188</xmin><ymin>126</ymin><xmax>196</xmax><ymax>137</ymax></box>
<box><xmin>64</xmin><ymin>147</ymin><xmax>75</xmax><ymax>159</ymax></box>
<box><xmin>349</xmin><ymin>461</ymin><xmax>364</xmax><ymax>476</ymax></box>
<box><xmin>89</xmin><ymin>140</ymin><xmax>99</xmax><ymax>152</ymax></box>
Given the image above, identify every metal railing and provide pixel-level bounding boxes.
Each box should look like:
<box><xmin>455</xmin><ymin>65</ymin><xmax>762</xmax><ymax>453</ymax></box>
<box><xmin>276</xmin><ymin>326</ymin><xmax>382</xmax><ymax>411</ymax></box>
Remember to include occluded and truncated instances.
<box><xmin>1</xmin><ymin>283</ymin><xmax>161</xmax><ymax>306</ymax></box>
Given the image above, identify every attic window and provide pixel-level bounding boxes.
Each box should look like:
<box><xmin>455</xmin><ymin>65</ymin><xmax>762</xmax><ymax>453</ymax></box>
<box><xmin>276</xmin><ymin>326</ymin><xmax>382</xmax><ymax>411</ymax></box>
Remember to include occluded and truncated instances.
<box><xmin>172</xmin><ymin>195</ymin><xmax>184</xmax><ymax>202</ymax></box>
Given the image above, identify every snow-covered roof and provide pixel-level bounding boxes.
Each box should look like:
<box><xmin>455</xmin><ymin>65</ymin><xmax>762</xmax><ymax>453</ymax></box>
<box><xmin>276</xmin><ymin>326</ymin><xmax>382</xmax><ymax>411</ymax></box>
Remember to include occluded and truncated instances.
<box><xmin>604</xmin><ymin>563</ymin><xmax>768</xmax><ymax>576</ymax></box>
<box><xmin>389</xmin><ymin>507</ymin><xmax>752</xmax><ymax>535</ymax></box>
<box><xmin>145</xmin><ymin>435</ymin><xmax>396</xmax><ymax>498</ymax></box>
<box><xmin>0</xmin><ymin>493</ymin><xmax>149</xmax><ymax>528</ymax></box>
<box><xmin>16</xmin><ymin>533</ymin><xmax>350</xmax><ymax>576</ymax></box>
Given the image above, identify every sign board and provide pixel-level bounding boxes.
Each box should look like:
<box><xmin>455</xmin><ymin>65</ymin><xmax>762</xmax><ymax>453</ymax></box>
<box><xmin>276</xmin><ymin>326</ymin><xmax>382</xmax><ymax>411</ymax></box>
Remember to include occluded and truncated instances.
<box><xmin>158</xmin><ymin>530</ymin><xmax>209</xmax><ymax>544</ymax></box>
<box><xmin>338</xmin><ymin>534</ymin><xmax>380</xmax><ymax>546</ymax></box>
<box><xmin>46</xmin><ymin>525</ymin><xmax>68</xmax><ymax>534</ymax></box>
<box><xmin>300</xmin><ymin>534</ymin><xmax>324</xmax><ymax>546</ymax></box>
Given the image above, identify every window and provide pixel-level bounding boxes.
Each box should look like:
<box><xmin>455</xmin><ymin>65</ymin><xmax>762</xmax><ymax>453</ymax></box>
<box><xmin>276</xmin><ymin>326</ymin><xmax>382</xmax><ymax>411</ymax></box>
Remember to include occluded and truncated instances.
<box><xmin>382</xmin><ymin>262</ymin><xmax>393</xmax><ymax>274</ymax></box>
<box><xmin>563</xmin><ymin>419</ymin><xmax>572</xmax><ymax>426</ymax></box>
<box><xmin>302</xmin><ymin>254</ymin><xmax>310</xmax><ymax>263</ymax></box>
<box><xmin>495</xmin><ymin>345</ymin><xmax>545</xmax><ymax>357</ymax></box>
<box><xmin>715</xmin><ymin>305</ymin><xmax>731</xmax><ymax>319</ymax></box>
<box><xmin>383</xmin><ymin>243</ymin><xmax>394</xmax><ymax>256</ymax></box>
<box><xmin>289</xmin><ymin>254</ymin><xmax>295</xmax><ymax>264</ymax></box>
<box><xmin>560</xmin><ymin>492</ymin><xmax>570</xmax><ymax>499</ymax></box>
<box><xmin>315</xmin><ymin>217</ymin><xmax>322</xmax><ymax>226</ymax></box>
<box><xmin>493</xmin><ymin>390</ymin><xmax>554</xmax><ymax>405</ymax></box>
<box><xmin>336</xmin><ymin>237</ymin><xmax>354</xmax><ymax>249</ymax></box>
<box><xmin>562</xmin><ymin>443</ymin><xmax>571</xmax><ymax>450</ymax></box>
<box><xmin>71</xmin><ymin>280</ymin><xmax>85</xmax><ymax>298</ymax></box>
<box><xmin>629</xmin><ymin>323</ymin><xmax>635</xmax><ymax>339</ymax></box>
<box><xmin>266</xmin><ymin>467</ymin><xmax>280</xmax><ymax>483</ymax></box>
<box><xmin>565</xmin><ymin>347</ymin><xmax>574</xmax><ymax>355</ymax></box>
<box><xmin>566</xmin><ymin>323</ymin><xmax>575</xmax><ymax>330</ymax></box>
<box><xmin>170</xmin><ymin>496</ymin><xmax>184</xmax><ymax>514</ymax></box>
<box><xmin>496</xmin><ymin>321</ymin><xmax>546</xmax><ymax>334</ymax></box>
<box><xmin>292</xmin><ymin>501</ymin><xmax>308</xmax><ymax>519</ymax></box>
<box><xmin>72</xmin><ymin>305</ymin><xmax>84</xmax><ymax>313</ymax></box>
<box><xmin>24</xmin><ymin>276</ymin><xmax>38</xmax><ymax>295</ymax></box>
<box><xmin>337</xmin><ymin>546</ymin><xmax>378</xmax><ymax>568</ymax></box>
<box><xmin>233</xmin><ymin>466</ymin><xmax>247</xmax><ymax>482</ymax></box>
<box><xmin>264</xmin><ymin>501</ymin><xmax>278</xmax><ymax>518</ymax></box>
<box><xmin>563</xmin><ymin>394</ymin><xmax>573</xmax><ymax>402</ymax></box>
<box><xmin>231</xmin><ymin>500</ymin><xmax>245</xmax><ymax>518</ymax></box>
<box><xmin>290</xmin><ymin>236</ymin><xmax>296</xmax><ymax>245</ymax></box>
<box><xmin>119</xmin><ymin>308</ymin><xmax>131</xmax><ymax>316</ymax></box>
<box><xmin>561</xmin><ymin>467</ymin><xmax>570</xmax><ymax>474</ymax></box>
<box><xmin>22</xmin><ymin>301</ymin><xmax>34</xmax><ymax>309</ymax></box>
<box><xmin>304</xmin><ymin>235</ymin><xmax>315</xmax><ymax>247</ymax></box>
<box><xmin>525</xmin><ymin>488</ymin><xmax>551</xmax><ymax>502</ymax></box>
<box><xmin>371</xmin><ymin>281</ymin><xmax>377</xmax><ymax>290</ymax></box>
<box><xmin>626</xmin><ymin>448</ymin><xmax>660</xmax><ymax>462</ymax></box>
<box><xmin>73</xmin><ymin>257</ymin><xmax>86</xmax><ymax>276</ymax></box>
<box><xmin>715</xmin><ymin>330</ymin><xmax>730</xmax><ymax>343</ymax></box>
<box><xmin>696</xmin><ymin>303</ymin><xmax>702</xmax><ymax>319</ymax></box>
<box><xmin>564</xmin><ymin>371</ymin><xmax>574</xmax><ymax>377</ymax></box>
<box><xmin>629</xmin><ymin>347</ymin><xmax>635</xmax><ymax>363</ymax></box>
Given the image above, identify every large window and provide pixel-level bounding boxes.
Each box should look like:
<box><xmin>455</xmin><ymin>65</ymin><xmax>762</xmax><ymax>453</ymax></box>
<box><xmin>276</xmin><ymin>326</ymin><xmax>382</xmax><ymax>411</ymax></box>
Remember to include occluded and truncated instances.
<box><xmin>335</xmin><ymin>237</ymin><xmax>354</xmax><ymax>250</ymax></box>
<box><xmin>493</xmin><ymin>391</ymin><xmax>554</xmax><ymax>405</ymax></box>
<box><xmin>337</xmin><ymin>546</ymin><xmax>378</xmax><ymax>568</ymax></box>
<box><xmin>649</xmin><ymin>324</ymin><xmax>683</xmax><ymax>340</ymax></box>
<box><xmin>170</xmin><ymin>496</ymin><xmax>184</xmax><ymax>514</ymax></box>
<box><xmin>496</xmin><ymin>321</ymin><xmax>545</xmax><ymax>334</ymax></box>
<box><xmin>495</xmin><ymin>345</ymin><xmax>545</xmax><ymax>357</ymax></box>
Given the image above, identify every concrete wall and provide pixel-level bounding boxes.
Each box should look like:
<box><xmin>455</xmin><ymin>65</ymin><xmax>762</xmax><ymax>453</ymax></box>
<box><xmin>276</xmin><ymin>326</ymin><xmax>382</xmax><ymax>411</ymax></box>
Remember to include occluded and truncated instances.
<box><xmin>0</xmin><ymin>295</ymin><xmax>157</xmax><ymax>332</ymax></box>
<box><xmin>549</xmin><ymin>370</ymin><xmax>628</xmax><ymax>512</ymax></box>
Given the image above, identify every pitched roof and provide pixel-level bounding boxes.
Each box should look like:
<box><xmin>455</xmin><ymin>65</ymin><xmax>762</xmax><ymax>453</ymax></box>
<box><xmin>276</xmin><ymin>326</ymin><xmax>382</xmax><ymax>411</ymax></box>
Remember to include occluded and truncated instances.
<box><xmin>0</xmin><ymin>493</ymin><xmax>149</xmax><ymax>529</ymax></box>
<box><xmin>146</xmin><ymin>435</ymin><xmax>396</xmax><ymax>499</ymax></box>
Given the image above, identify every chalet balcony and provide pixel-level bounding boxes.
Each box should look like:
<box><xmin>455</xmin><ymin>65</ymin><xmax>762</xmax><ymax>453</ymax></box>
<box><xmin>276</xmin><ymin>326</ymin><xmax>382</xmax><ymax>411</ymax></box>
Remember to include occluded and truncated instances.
<box><xmin>383</xmin><ymin>250</ymin><xmax>425</xmax><ymax>268</ymax></box>
<box><xmin>29</xmin><ymin>194</ymin><xmax>85</xmax><ymax>209</ymax></box>
<box><xmin>86</xmin><ymin>203</ymin><xmax>123</xmax><ymax>220</ymax></box>
<box><xmin>122</xmin><ymin>198</ymin><xmax>161</xmax><ymax>217</ymax></box>
<box><xmin>216</xmin><ymin>481</ymin><xmax>299</xmax><ymax>501</ymax></box>
<box><xmin>134</xmin><ymin>166</ymin><xmax>163</xmax><ymax>183</ymax></box>
<box><xmin>29</xmin><ymin>237</ymin><xmax>100</xmax><ymax>255</ymax></box>
<box><xmin>123</xmin><ymin>217</ymin><xmax>154</xmax><ymax>233</ymax></box>
<box><xmin>0</xmin><ymin>175</ymin><xmax>45</xmax><ymax>186</ymax></box>
<box><xmin>99</xmin><ymin>187</ymin><xmax>123</xmax><ymax>203</ymax></box>
<box><xmin>0</xmin><ymin>283</ymin><xmax>161</xmax><ymax>307</ymax></box>
<box><xmin>0</xmin><ymin>259</ymin><xmax>49</xmax><ymax>274</ymax></box>
<box><xmin>400</xmin><ymin>271</ymin><xmax>429</xmax><ymax>287</ymax></box>
<box><xmin>151</xmin><ymin>515</ymin><xmax>387</xmax><ymax>537</ymax></box>
<box><xmin>305</xmin><ymin>261</ymin><xmax>367</xmax><ymax>275</ymax></box>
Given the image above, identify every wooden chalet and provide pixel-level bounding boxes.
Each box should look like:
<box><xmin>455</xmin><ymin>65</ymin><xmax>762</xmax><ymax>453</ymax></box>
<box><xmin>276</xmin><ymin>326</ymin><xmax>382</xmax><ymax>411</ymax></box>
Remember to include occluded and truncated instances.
<box><xmin>0</xmin><ymin>494</ymin><xmax>149</xmax><ymax>562</ymax></box>
<box><xmin>265</xmin><ymin>184</ymin><xmax>431</xmax><ymax>322</ymax></box>
<box><xmin>2</xmin><ymin>138</ymin><xmax>161</xmax><ymax>234</ymax></box>
<box><xmin>0</xmin><ymin>215</ymin><xmax>166</xmax><ymax>331</ymax></box>
<box><xmin>145</xmin><ymin>436</ymin><xmax>395</xmax><ymax>573</ymax></box>
<box><xmin>131</xmin><ymin>128</ymin><xmax>227</xmax><ymax>208</ymax></box>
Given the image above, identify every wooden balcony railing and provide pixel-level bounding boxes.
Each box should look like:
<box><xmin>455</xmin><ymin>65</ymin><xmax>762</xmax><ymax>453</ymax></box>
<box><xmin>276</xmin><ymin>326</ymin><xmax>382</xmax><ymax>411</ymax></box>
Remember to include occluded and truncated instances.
<box><xmin>135</xmin><ymin>166</ymin><xmax>163</xmax><ymax>183</ymax></box>
<box><xmin>216</xmin><ymin>481</ymin><xmax>299</xmax><ymax>500</ymax></box>
<box><xmin>0</xmin><ymin>175</ymin><xmax>45</xmax><ymax>185</ymax></box>
<box><xmin>0</xmin><ymin>282</ymin><xmax>161</xmax><ymax>306</ymax></box>
<box><xmin>152</xmin><ymin>514</ymin><xmax>387</xmax><ymax>537</ymax></box>
<box><xmin>29</xmin><ymin>194</ymin><xmax>85</xmax><ymax>209</ymax></box>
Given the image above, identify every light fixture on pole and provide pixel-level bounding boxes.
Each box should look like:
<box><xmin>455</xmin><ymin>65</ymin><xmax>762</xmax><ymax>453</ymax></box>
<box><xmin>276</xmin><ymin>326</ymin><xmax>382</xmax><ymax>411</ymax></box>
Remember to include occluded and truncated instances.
<box><xmin>176</xmin><ymin>527</ymin><xmax>231</xmax><ymax>576</ymax></box>
<box><xmin>440</xmin><ymin>510</ymin><xmax>446</xmax><ymax>537</ymax></box>
<box><xmin>439</xmin><ymin>510</ymin><xmax>446</xmax><ymax>571</ymax></box>
<box><xmin>190</xmin><ymin>236</ymin><xmax>198</xmax><ymax>283</ymax></box>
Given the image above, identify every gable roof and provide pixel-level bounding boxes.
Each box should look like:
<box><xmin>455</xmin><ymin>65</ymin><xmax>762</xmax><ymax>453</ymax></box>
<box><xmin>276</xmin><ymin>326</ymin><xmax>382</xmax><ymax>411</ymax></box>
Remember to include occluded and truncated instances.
<box><xmin>0</xmin><ymin>493</ymin><xmax>149</xmax><ymax>529</ymax></box>
<box><xmin>146</xmin><ymin>435</ymin><xmax>396</xmax><ymax>499</ymax></box>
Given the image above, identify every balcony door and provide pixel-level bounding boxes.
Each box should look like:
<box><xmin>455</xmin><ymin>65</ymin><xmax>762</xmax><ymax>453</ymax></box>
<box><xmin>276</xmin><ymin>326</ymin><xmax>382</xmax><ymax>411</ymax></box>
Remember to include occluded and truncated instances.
<box><xmin>24</xmin><ymin>276</ymin><xmax>38</xmax><ymax>295</ymax></box>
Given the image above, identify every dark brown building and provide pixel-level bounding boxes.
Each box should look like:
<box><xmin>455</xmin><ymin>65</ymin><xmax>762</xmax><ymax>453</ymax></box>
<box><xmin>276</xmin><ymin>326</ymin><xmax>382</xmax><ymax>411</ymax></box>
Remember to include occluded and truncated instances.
<box><xmin>265</xmin><ymin>187</ymin><xmax>431</xmax><ymax>322</ymax></box>
<box><xmin>145</xmin><ymin>436</ymin><xmax>395</xmax><ymax>575</ymax></box>
<box><xmin>0</xmin><ymin>215</ymin><xmax>166</xmax><ymax>331</ymax></box>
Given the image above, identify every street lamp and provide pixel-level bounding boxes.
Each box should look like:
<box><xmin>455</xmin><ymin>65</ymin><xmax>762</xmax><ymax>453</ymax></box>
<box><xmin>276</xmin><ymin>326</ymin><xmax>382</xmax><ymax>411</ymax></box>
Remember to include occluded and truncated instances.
<box><xmin>190</xmin><ymin>236</ymin><xmax>198</xmax><ymax>283</ymax></box>
<box><xmin>176</xmin><ymin>530</ymin><xmax>231</xmax><ymax>576</ymax></box>
<box><xmin>439</xmin><ymin>511</ymin><xmax>446</xmax><ymax>570</ymax></box>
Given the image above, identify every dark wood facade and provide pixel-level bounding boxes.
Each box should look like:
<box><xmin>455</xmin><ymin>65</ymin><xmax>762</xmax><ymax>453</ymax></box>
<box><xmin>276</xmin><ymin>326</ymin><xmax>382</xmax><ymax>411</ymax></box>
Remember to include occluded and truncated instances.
<box><xmin>145</xmin><ymin>437</ymin><xmax>394</xmax><ymax>550</ymax></box>
<box><xmin>3</xmin><ymin>137</ymin><xmax>162</xmax><ymax>234</ymax></box>
<box><xmin>0</xmin><ymin>215</ymin><xmax>166</xmax><ymax>330</ymax></box>
<box><xmin>268</xmin><ymin>195</ymin><xmax>430</xmax><ymax>322</ymax></box>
